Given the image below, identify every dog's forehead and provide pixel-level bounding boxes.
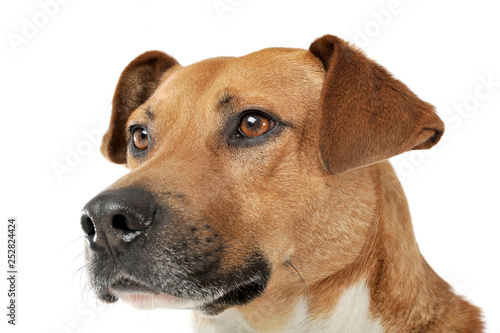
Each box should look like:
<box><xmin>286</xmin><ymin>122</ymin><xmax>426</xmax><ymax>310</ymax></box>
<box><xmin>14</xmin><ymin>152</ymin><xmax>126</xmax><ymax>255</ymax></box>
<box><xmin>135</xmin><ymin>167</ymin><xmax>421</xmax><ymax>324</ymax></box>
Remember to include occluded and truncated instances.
<box><xmin>222</xmin><ymin>47</ymin><xmax>324</xmax><ymax>86</ymax></box>
<box><xmin>152</xmin><ymin>47</ymin><xmax>324</xmax><ymax>120</ymax></box>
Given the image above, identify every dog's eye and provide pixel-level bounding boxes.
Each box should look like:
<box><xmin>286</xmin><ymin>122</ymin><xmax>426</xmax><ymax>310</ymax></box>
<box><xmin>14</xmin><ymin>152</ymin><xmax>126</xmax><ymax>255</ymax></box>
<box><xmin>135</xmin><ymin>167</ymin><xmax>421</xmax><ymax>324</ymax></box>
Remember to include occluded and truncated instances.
<box><xmin>237</xmin><ymin>113</ymin><xmax>275</xmax><ymax>138</ymax></box>
<box><xmin>132</xmin><ymin>127</ymin><xmax>149</xmax><ymax>150</ymax></box>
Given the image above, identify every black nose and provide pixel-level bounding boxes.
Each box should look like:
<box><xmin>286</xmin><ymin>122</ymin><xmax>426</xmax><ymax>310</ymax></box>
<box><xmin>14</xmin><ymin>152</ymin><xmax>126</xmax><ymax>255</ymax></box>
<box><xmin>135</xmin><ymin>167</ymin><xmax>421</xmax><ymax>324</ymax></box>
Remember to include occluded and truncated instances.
<box><xmin>81</xmin><ymin>188</ymin><xmax>156</xmax><ymax>256</ymax></box>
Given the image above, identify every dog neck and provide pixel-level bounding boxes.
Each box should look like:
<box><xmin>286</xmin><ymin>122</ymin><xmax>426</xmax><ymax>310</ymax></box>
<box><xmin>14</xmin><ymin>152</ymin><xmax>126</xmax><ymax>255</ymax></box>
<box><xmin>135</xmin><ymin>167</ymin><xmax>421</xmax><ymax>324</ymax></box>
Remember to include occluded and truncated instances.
<box><xmin>193</xmin><ymin>162</ymin><xmax>481</xmax><ymax>332</ymax></box>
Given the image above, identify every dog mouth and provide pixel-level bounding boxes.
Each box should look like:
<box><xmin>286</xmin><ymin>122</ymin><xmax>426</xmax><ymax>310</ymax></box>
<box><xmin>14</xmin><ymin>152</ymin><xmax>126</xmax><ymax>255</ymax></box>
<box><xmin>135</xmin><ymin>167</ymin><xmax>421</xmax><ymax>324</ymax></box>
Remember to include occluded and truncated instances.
<box><xmin>96</xmin><ymin>271</ymin><xmax>269</xmax><ymax>313</ymax></box>
<box><xmin>100</xmin><ymin>277</ymin><xmax>200</xmax><ymax>310</ymax></box>
<box><xmin>96</xmin><ymin>277</ymin><xmax>157</xmax><ymax>304</ymax></box>
<box><xmin>194</xmin><ymin>274</ymin><xmax>269</xmax><ymax>316</ymax></box>
<box><xmin>86</xmin><ymin>235</ymin><xmax>272</xmax><ymax>313</ymax></box>
<box><xmin>111</xmin><ymin>278</ymin><xmax>158</xmax><ymax>295</ymax></box>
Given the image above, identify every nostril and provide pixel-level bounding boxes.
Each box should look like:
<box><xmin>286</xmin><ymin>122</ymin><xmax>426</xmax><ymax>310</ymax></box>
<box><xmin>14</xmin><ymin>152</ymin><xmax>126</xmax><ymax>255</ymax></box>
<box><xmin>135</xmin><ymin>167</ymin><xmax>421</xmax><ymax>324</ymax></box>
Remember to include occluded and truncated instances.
<box><xmin>112</xmin><ymin>214</ymin><xmax>129</xmax><ymax>232</ymax></box>
<box><xmin>111</xmin><ymin>211</ymin><xmax>154</xmax><ymax>232</ymax></box>
<box><xmin>81</xmin><ymin>214</ymin><xmax>96</xmax><ymax>239</ymax></box>
<box><xmin>82</xmin><ymin>188</ymin><xmax>157</xmax><ymax>253</ymax></box>
<box><xmin>110</xmin><ymin>214</ymin><xmax>146</xmax><ymax>243</ymax></box>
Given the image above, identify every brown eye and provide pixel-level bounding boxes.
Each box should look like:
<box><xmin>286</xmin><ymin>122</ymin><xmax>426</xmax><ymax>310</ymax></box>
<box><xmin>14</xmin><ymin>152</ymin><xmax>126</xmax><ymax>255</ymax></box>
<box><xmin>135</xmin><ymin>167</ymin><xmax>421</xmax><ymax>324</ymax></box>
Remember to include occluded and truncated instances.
<box><xmin>238</xmin><ymin>113</ymin><xmax>274</xmax><ymax>138</ymax></box>
<box><xmin>132</xmin><ymin>127</ymin><xmax>149</xmax><ymax>150</ymax></box>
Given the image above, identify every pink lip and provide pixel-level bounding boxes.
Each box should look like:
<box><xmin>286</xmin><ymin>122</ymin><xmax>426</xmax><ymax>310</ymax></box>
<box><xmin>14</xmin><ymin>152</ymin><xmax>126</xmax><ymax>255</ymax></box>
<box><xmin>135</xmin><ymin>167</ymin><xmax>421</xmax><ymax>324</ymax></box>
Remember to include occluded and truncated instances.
<box><xmin>112</xmin><ymin>290</ymin><xmax>198</xmax><ymax>310</ymax></box>
<box><xmin>119</xmin><ymin>292</ymin><xmax>181</xmax><ymax>303</ymax></box>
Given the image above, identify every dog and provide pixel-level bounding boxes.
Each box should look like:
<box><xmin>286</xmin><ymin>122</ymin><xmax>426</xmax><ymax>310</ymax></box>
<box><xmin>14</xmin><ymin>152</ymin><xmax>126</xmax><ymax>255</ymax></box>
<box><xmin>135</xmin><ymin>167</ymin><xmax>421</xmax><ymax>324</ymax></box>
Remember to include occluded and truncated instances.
<box><xmin>81</xmin><ymin>35</ymin><xmax>483</xmax><ymax>332</ymax></box>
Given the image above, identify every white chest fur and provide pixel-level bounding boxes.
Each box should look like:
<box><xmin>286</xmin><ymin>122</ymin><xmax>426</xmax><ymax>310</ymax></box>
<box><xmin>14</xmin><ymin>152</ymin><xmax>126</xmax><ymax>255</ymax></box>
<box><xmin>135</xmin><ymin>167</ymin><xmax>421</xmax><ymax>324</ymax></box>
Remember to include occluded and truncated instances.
<box><xmin>193</xmin><ymin>308</ymin><xmax>257</xmax><ymax>333</ymax></box>
<box><xmin>194</xmin><ymin>281</ymin><xmax>383</xmax><ymax>333</ymax></box>
<box><xmin>314</xmin><ymin>281</ymin><xmax>384</xmax><ymax>333</ymax></box>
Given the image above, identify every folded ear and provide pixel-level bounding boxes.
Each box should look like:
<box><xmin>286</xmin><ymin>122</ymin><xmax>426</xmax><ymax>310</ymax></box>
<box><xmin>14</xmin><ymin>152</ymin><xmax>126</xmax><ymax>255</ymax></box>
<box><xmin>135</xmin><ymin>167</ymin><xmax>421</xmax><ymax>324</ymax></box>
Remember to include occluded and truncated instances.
<box><xmin>309</xmin><ymin>35</ymin><xmax>444</xmax><ymax>175</ymax></box>
<box><xmin>101</xmin><ymin>51</ymin><xmax>179</xmax><ymax>164</ymax></box>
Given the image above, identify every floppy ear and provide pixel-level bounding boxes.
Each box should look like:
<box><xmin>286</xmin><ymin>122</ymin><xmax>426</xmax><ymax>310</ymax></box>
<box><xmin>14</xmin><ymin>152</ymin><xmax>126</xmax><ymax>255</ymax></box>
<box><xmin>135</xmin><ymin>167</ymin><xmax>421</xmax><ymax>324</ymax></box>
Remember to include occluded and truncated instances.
<box><xmin>309</xmin><ymin>35</ymin><xmax>444</xmax><ymax>175</ymax></box>
<box><xmin>101</xmin><ymin>51</ymin><xmax>179</xmax><ymax>164</ymax></box>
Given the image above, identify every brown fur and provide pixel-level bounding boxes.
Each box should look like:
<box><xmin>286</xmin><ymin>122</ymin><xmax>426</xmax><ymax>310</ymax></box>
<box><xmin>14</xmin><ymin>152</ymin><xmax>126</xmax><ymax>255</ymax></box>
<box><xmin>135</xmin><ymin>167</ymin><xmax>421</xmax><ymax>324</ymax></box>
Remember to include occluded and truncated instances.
<box><xmin>96</xmin><ymin>35</ymin><xmax>482</xmax><ymax>332</ymax></box>
<box><xmin>309</xmin><ymin>35</ymin><xmax>444</xmax><ymax>175</ymax></box>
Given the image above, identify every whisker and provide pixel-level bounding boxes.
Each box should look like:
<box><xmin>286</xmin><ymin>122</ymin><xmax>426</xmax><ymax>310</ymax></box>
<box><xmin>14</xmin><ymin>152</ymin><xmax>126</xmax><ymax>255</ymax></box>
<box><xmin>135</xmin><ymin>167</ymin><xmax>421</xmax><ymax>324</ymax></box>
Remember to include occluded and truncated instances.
<box><xmin>71</xmin><ymin>250</ymin><xmax>85</xmax><ymax>267</ymax></box>
<box><xmin>72</xmin><ymin>265</ymin><xmax>85</xmax><ymax>282</ymax></box>
<box><xmin>62</xmin><ymin>235</ymin><xmax>85</xmax><ymax>250</ymax></box>
<box><xmin>285</xmin><ymin>260</ymin><xmax>310</xmax><ymax>303</ymax></box>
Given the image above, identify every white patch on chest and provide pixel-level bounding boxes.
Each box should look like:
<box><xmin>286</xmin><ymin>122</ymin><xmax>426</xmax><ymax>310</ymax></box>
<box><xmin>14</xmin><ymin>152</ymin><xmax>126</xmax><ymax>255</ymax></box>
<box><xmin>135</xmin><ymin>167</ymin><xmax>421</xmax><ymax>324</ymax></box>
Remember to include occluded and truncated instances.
<box><xmin>280</xmin><ymin>280</ymin><xmax>384</xmax><ymax>333</ymax></box>
<box><xmin>194</xmin><ymin>281</ymin><xmax>383</xmax><ymax>333</ymax></box>
<box><xmin>318</xmin><ymin>281</ymin><xmax>384</xmax><ymax>333</ymax></box>
<box><xmin>193</xmin><ymin>308</ymin><xmax>257</xmax><ymax>333</ymax></box>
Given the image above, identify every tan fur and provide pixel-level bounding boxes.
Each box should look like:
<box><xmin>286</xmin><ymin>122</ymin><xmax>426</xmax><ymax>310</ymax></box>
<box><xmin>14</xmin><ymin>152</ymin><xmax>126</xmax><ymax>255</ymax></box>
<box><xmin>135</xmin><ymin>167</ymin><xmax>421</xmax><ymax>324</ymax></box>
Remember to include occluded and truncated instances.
<box><xmin>96</xmin><ymin>35</ymin><xmax>483</xmax><ymax>332</ymax></box>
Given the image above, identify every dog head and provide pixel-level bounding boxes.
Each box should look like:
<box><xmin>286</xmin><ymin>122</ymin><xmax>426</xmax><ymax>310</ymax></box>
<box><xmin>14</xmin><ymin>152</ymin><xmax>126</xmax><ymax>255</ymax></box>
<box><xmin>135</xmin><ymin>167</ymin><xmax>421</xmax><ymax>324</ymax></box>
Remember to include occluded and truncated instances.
<box><xmin>81</xmin><ymin>35</ymin><xmax>443</xmax><ymax>316</ymax></box>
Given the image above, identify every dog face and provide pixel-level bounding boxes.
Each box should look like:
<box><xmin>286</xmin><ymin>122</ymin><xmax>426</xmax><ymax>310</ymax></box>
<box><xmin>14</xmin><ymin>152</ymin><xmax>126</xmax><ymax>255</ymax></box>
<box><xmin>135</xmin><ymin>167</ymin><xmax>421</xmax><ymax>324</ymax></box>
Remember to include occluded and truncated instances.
<box><xmin>81</xmin><ymin>35</ymin><xmax>444</xmax><ymax>316</ymax></box>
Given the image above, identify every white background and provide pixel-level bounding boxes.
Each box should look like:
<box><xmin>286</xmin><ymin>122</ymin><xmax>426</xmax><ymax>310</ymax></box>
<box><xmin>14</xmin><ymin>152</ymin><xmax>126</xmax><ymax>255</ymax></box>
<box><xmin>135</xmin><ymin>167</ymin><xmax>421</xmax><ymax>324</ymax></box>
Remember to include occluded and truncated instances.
<box><xmin>1</xmin><ymin>0</ymin><xmax>499</xmax><ymax>332</ymax></box>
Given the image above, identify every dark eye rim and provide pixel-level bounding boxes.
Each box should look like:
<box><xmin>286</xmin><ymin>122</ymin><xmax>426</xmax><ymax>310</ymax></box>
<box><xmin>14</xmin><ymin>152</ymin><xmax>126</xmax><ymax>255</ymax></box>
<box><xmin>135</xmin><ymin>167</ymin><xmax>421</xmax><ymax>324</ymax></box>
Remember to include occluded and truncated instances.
<box><xmin>128</xmin><ymin>124</ymin><xmax>150</xmax><ymax>157</ymax></box>
<box><xmin>226</xmin><ymin>109</ymin><xmax>285</xmax><ymax>147</ymax></box>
